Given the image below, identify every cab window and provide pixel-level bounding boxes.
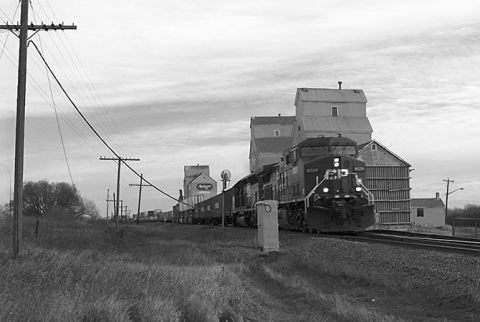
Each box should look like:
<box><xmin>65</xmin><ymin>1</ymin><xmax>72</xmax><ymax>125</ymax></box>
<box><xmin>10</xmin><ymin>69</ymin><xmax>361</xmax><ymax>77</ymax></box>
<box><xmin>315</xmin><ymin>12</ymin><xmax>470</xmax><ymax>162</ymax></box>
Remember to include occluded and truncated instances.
<box><xmin>301</xmin><ymin>145</ymin><xmax>328</xmax><ymax>157</ymax></box>
<box><xmin>331</xmin><ymin>145</ymin><xmax>357</xmax><ymax>156</ymax></box>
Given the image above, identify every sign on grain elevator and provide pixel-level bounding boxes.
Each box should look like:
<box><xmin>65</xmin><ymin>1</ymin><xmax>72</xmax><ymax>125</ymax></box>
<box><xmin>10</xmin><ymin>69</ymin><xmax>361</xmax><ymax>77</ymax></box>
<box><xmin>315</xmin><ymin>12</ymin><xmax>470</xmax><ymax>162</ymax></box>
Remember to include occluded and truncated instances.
<box><xmin>256</xmin><ymin>200</ymin><xmax>279</xmax><ymax>252</ymax></box>
<box><xmin>183</xmin><ymin>165</ymin><xmax>217</xmax><ymax>199</ymax></box>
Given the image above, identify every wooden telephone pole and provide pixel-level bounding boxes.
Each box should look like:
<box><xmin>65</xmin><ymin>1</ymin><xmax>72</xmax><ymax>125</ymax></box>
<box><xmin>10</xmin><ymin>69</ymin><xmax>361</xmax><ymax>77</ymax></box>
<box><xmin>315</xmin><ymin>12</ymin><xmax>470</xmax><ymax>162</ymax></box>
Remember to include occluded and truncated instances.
<box><xmin>105</xmin><ymin>190</ymin><xmax>117</xmax><ymax>223</ymax></box>
<box><xmin>443</xmin><ymin>178</ymin><xmax>463</xmax><ymax>225</ymax></box>
<box><xmin>100</xmin><ymin>156</ymin><xmax>139</xmax><ymax>232</ymax></box>
<box><xmin>129</xmin><ymin>173</ymin><xmax>153</xmax><ymax>225</ymax></box>
<box><xmin>0</xmin><ymin>1</ymin><xmax>76</xmax><ymax>256</ymax></box>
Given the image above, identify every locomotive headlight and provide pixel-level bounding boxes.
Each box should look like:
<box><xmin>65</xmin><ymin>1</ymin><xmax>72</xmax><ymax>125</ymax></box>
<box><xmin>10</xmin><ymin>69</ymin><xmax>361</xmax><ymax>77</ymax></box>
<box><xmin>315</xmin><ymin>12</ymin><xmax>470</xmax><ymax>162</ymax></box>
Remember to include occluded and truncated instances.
<box><xmin>355</xmin><ymin>187</ymin><xmax>362</xmax><ymax>192</ymax></box>
<box><xmin>323</xmin><ymin>187</ymin><xmax>329</xmax><ymax>193</ymax></box>
<box><xmin>333</xmin><ymin>158</ymin><xmax>340</xmax><ymax>168</ymax></box>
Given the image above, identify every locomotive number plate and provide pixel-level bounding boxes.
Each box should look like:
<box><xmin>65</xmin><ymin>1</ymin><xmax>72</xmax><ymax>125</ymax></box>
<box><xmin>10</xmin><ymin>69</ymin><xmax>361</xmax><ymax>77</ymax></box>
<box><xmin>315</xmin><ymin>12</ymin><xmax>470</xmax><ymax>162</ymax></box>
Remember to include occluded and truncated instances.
<box><xmin>306</xmin><ymin>168</ymin><xmax>319</xmax><ymax>173</ymax></box>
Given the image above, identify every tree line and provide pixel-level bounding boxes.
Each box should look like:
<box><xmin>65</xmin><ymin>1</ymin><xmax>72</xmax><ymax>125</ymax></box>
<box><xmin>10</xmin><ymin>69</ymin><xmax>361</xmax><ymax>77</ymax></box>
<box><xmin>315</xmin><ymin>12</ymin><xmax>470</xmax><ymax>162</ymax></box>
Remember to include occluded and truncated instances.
<box><xmin>447</xmin><ymin>204</ymin><xmax>480</xmax><ymax>226</ymax></box>
<box><xmin>1</xmin><ymin>180</ymin><xmax>100</xmax><ymax>219</ymax></box>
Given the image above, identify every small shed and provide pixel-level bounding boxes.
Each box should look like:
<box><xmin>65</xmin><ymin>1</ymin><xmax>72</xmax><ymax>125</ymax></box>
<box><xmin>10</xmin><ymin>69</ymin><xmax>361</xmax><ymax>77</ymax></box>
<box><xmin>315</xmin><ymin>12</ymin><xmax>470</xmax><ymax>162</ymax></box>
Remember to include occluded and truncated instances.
<box><xmin>411</xmin><ymin>193</ymin><xmax>445</xmax><ymax>227</ymax></box>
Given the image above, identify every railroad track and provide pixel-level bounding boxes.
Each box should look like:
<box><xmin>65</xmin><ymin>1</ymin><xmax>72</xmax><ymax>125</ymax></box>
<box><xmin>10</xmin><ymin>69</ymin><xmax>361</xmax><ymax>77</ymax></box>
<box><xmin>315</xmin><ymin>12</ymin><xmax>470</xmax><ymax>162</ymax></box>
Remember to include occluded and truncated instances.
<box><xmin>322</xmin><ymin>230</ymin><xmax>480</xmax><ymax>256</ymax></box>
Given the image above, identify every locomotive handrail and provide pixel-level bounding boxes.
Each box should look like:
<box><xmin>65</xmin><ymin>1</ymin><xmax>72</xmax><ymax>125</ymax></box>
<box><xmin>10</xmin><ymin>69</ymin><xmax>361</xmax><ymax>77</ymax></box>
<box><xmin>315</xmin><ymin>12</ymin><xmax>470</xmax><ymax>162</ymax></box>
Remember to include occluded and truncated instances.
<box><xmin>304</xmin><ymin>177</ymin><xmax>326</xmax><ymax>213</ymax></box>
<box><xmin>354</xmin><ymin>174</ymin><xmax>375</xmax><ymax>205</ymax></box>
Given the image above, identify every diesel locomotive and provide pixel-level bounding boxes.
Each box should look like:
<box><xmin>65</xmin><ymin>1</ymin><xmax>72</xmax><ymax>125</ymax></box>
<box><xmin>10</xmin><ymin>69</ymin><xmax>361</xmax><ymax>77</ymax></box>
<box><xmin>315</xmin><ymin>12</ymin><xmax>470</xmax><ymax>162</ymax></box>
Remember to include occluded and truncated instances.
<box><xmin>168</xmin><ymin>136</ymin><xmax>375</xmax><ymax>233</ymax></box>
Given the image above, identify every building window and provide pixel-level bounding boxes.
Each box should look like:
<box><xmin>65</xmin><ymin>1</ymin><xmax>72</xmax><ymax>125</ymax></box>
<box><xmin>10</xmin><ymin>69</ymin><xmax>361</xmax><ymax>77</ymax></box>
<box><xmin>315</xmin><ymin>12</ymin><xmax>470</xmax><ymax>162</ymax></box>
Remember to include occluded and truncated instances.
<box><xmin>331</xmin><ymin>106</ymin><xmax>338</xmax><ymax>116</ymax></box>
<box><xmin>274</xmin><ymin>130</ymin><xmax>280</xmax><ymax>137</ymax></box>
<box><xmin>371</xmin><ymin>144</ymin><xmax>377</xmax><ymax>151</ymax></box>
<box><xmin>417</xmin><ymin>208</ymin><xmax>424</xmax><ymax>217</ymax></box>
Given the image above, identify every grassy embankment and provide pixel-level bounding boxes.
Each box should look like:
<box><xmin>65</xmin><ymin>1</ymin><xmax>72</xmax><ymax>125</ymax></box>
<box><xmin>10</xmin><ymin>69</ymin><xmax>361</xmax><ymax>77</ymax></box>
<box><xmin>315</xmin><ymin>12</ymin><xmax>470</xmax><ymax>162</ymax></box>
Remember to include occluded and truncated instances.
<box><xmin>1</xmin><ymin>215</ymin><xmax>479</xmax><ymax>322</ymax></box>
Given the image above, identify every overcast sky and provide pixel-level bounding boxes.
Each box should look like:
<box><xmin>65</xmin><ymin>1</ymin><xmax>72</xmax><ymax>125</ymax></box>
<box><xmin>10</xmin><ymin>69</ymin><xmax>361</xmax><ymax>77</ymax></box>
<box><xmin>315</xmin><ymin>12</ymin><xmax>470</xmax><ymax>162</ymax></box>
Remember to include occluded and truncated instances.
<box><xmin>1</xmin><ymin>0</ymin><xmax>479</xmax><ymax>217</ymax></box>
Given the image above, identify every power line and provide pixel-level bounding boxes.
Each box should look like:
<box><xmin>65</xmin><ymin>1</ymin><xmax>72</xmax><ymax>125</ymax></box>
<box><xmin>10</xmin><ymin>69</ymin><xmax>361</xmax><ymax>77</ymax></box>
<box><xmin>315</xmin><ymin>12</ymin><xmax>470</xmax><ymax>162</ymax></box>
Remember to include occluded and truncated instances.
<box><xmin>27</xmin><ymin>36</ymin><xmax>196</xmax><ymax>222</ymax></box>
<box><xmin>0</xmin><ymin>38</ymin><xmax>112</xmax><ymax>167</ymax></box>
<box><xmin>36</xmin><ymin>33</ymin><xmax>75</xmax><ymax>186</ymax></box>
<box><xmin>24</xmin><ymin>2</ymin><xmax>133</xmax><ymax>157</ymax></box>
<box><xmin>28</xmin><ymin>1</ymin><xmax>74</xmax><ymax>185</ymax></box>
<box><xmin>0</xmin><ymin>1</ymin><xmax>20</xmax><ymax>59</ymax></box>
<box><xmin>29</xmin><ymin>39</ymin><xmax>184</xmax><ymax>204</ymax></box>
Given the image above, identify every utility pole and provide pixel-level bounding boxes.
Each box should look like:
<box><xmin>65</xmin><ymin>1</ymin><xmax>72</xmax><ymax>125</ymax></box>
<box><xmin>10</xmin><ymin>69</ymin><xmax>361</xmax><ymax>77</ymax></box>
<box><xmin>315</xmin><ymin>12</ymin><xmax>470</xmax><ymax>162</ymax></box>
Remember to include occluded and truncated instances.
<box><xmin>120</xmin><ymin>201</ymin><xmax>128</xmax><ymax>223</ymax></box>
<box><xmin>443</xmin><ymin>178</ymin><xmax>464</xmax><ymax>226</ymax></box>
<box><xmin>0</xmin><ymin>2</ymin><xmax>76</xmax><ymax>256</ymax></box>
<box><xmin>100</xmin><ymin>156</ymin><xmax>139</xmax><ymax>232</ymax></box>
<box><xmin>105</xmin><ymin>190</ymin><xmax>116</xmax><ymax>224</ymax></box>
<box><xmin>112</xmin><ymin>193</ymin><xmax>116</xmax><ymax>224</ymax></box>
<box><xmin>129</xmin><ymin>173</ymin><xmax>153</xmax><ymax>225</ymax></box>
<box><xmin>444</xmin><ymin>178</ymin><xmax>453</xmax><ymax>225</ymax></box>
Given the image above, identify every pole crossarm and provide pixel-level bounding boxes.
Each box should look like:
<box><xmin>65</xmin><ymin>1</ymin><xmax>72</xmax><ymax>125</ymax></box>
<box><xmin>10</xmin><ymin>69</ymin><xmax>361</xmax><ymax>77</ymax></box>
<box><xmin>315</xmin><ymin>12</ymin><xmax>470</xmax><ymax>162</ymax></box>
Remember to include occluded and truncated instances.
<box><xmin>0</xmin><ymin>22</ymin><xmax>77</xmax><ymax>31</ymax></box>
<box><xmin>99</xmin><ymin>157</ymin><xmax>140</xmax><ymax>162</ymax></box>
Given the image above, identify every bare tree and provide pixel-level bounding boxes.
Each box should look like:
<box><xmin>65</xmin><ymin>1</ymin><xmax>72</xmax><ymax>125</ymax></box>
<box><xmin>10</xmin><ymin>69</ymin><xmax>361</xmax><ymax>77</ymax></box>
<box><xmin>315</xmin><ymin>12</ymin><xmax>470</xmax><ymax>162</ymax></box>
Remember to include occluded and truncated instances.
<box><xmin>78</xmin><ymin>199</ymin><xmax>101</xmax><ymax>220</ymax></box>
<box><xmin>23</xmin><ymin>180</ymin><xmax>83</xmax><ymax>217</ymax></box>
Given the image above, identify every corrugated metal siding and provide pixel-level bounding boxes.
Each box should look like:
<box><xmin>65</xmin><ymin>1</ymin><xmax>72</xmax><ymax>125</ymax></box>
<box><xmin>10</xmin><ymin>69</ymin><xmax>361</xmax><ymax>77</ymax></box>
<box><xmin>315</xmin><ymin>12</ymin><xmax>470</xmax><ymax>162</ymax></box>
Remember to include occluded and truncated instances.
<box><xmin>378</xmin><ymin>212</ymin><xmax>411</xmax><ymax>224</ymax></box>
<box><xmin>296</xmin><ymin>88</ymin><xmax>367</xmax><ymax>104</ymax></box>
<box><xmin>302</xmin><ymin>116</ymin><xmax>373</xmax><ymax>133</ymax></box>
<box><xmin>367</xmin><ymin>166</ymin><xmax>410</xmax><ymax>178</ymax></box>
<box><xmin>365</xmin><ymin>166</ymin><xmax>411</xmax><ymax>224</ymax></box>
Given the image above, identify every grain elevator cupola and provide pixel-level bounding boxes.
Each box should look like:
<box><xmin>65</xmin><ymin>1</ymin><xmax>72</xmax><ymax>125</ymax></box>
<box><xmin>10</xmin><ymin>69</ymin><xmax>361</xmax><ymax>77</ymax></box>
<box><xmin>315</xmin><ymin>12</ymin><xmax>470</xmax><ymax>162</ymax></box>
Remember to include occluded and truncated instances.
<box><xmin>292</xmin><ymin>86</ymin><xmax>373</xmax><ymax>146</ymax></box>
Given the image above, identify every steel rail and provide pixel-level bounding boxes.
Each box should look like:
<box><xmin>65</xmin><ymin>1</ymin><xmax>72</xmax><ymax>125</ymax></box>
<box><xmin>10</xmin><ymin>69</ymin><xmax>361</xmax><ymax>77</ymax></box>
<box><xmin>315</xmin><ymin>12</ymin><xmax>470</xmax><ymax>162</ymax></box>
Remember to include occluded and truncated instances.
<box><xmin>336</xmin><ymin>232</ymin><xmax>480</xmax><ymax>256</ymax></box>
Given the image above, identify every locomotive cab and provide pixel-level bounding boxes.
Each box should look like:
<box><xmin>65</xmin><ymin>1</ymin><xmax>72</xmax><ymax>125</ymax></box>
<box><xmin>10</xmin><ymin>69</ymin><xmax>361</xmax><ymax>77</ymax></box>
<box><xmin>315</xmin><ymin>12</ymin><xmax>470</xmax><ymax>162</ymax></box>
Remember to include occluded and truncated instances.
<box><xmin>280</xmin><ymin>137</ymin><xmax>375</xmax><ymax>232</ymax></box>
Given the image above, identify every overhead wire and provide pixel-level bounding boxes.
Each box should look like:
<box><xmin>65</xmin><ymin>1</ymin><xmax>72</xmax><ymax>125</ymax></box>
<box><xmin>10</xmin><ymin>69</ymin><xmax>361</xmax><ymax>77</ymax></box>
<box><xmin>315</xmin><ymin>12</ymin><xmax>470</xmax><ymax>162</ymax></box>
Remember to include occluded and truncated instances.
<box><xmin>21</xmin><ymin>16</ymin><xmax>123</xmax><ymax>157</ymax></box>
<box><xmin>31</xmin><ymin>34</ymin><xmax>124</xmax><ymax>150</ymax></box>
<box><xmin>0</xmin><ymin>1</ymin><xmax>21</xmax><ymax>59</ymax></box>
<box><xmin>25</xmin><ymin>2</ymin><xmax>119</xmax><ymax>172</ymax></box>
<box><xmin>29</xmin><ymin>40</ymin><xmax>181</xmax><ymax>203</ymax></box>
<box><xmin>33</xmin><ymin>0</ymin><xmax>135</xmax><ymax>158</ymax></box>
<box><xmin>3</xmin><ymin>2</ymin><xmax>182</xmax><ymax>210</ymax></box>
<box><xmin>2</xmin><ymin>1</ymin><xmax>143</xmax><ymax>212</ymax></box>
<box><xmin>0</xmin><ymin>37</ymin><xmax>115</xmax><ymax>171</ymax></box>
<box><xmin>30</xmin><ymin>0</ymin><xmax>74</xmax><ymax>185</ymax></box>
<box><xmin>57</xmin><ymin>31</ymin><xmax>136</xmax><ymax>158</ymax></box>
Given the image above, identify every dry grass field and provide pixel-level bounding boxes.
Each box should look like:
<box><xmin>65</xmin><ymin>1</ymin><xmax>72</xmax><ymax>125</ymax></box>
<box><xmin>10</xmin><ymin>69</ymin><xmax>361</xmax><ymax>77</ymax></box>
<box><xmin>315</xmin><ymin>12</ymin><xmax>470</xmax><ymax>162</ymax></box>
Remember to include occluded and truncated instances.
<box><xmin>1</xmin><ymin>215</ymin><xmax>480</xmax><ymax>322</ymax></box>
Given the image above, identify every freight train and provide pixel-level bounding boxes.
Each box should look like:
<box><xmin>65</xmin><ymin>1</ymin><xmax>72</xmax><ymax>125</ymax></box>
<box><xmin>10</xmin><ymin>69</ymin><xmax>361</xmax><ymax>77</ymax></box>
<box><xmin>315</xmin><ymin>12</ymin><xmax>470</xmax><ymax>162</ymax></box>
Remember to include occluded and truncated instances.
<box><xmin>137</xmin><ymin>136</ymin><xmax>375</xmax><ymax>233</ymax></box>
